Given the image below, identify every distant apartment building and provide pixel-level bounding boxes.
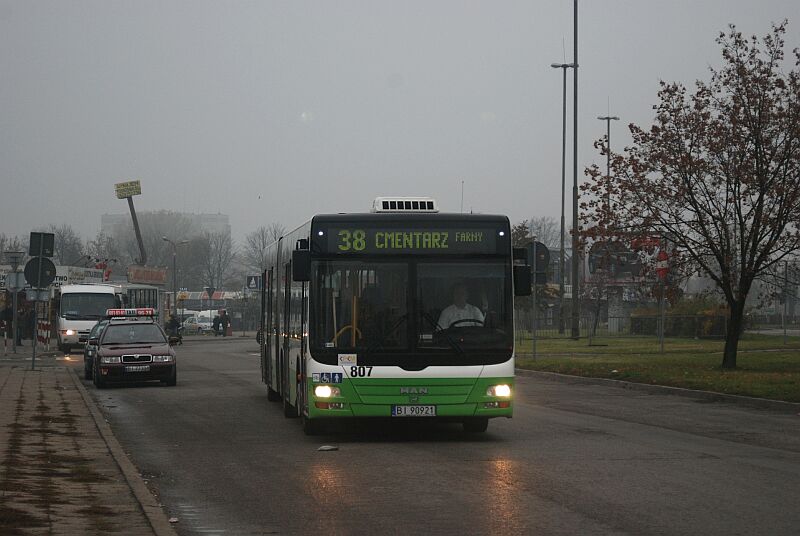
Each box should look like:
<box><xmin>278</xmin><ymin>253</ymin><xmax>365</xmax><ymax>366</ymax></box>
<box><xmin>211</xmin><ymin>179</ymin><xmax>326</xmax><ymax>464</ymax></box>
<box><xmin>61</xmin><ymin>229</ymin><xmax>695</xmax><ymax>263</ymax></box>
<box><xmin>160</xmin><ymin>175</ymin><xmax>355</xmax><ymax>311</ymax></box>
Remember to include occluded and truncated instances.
<box><xmin>100</xmin><ymin>211</ymin><xmax>231</xmax><ymax>239</ymax></box>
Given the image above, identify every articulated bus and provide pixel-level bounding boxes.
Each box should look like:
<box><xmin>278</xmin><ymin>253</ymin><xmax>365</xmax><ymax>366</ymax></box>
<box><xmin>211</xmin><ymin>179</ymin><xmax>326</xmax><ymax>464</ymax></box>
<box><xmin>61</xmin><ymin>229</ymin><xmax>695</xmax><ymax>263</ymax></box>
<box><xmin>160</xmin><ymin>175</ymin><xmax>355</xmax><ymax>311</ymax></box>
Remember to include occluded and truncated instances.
<box><xmin>259</xmin><ymin>197</ymin><xmax>531</xmax><ymax>434</ymax></box>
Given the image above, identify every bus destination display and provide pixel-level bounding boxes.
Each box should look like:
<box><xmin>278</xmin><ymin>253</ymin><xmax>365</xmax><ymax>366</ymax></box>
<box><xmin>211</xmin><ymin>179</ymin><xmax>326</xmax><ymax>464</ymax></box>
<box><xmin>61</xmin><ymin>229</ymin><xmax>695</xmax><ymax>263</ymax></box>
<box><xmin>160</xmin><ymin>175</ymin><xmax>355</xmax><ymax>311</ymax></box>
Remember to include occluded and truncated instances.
<box><xmin>321</xmin><ymin>228</ymin><xmax>502</xmax><ymax>254</ymax></box>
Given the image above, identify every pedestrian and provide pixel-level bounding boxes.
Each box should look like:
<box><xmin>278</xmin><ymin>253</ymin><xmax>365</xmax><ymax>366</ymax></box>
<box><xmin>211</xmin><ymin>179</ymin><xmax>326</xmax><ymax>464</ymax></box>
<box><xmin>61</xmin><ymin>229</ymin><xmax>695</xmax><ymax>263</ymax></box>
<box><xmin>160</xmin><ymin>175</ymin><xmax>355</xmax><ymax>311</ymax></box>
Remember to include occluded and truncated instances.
<box><xmin>220</xmin><ymin>310</ymin><xmax>231</xmax><ymax>337</ymax></box>
<box><xmin>1</xmin><ymin>301</ymin><xmax>12</xmax><ymax>355</ymax></box>
<box><xmin>166</xmin><ymin>314</ymin><xmax>182</xmax><ymax>345</ymax></box>
<box><xmin>212</xmin><ymin>313</ymin><xmax>221</xmax><ymax>337</ymax></box>
<box><xmin>16</xmin><ymin>305</ymin><xmax>25</xmax><ymax>346</ymax></box>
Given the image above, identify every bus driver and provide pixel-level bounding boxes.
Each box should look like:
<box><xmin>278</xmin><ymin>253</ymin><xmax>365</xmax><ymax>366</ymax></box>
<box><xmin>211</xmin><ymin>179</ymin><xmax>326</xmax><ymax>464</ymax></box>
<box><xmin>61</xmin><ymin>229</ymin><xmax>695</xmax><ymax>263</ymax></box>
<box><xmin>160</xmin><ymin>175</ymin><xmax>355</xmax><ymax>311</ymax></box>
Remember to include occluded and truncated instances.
<box><xmin>437</xmin><ymin>282</ymin><xmax>485</xmax><ymax>329</ymax></box>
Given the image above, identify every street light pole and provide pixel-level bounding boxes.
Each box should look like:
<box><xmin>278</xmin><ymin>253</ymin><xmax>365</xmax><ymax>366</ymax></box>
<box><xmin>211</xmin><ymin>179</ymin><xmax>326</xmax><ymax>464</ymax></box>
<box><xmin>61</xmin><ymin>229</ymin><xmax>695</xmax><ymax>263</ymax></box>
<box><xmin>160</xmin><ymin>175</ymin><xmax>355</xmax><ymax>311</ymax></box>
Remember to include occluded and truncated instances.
<box><xmin>162</xmin><ymin>237</ymin><xmax>189</xmax><ymax>320</ymax></box>
<box><xmin>551</xmin><ymin>62</ymin><xmax>576</xmax><ymax>335</ymax></box>
<box><xmin>597</xmin><ymin>115</ymin><xmax>620</xmax><ymax>210</ymax></box>
<box><xmin>571</xmin><ymin>0</ymin><xmax>580</xmax><ymax>339</ymax></box>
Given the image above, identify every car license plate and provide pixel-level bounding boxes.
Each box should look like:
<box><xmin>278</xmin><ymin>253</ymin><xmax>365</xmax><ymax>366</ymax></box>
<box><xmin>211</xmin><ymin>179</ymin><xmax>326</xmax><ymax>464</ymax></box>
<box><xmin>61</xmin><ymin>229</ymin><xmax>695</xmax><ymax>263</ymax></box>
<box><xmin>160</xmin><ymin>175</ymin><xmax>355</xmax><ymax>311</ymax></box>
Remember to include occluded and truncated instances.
<box><xmin>125</xmin><ymin>365</ymin><xmax>150</xmax><ymax>372</ymax></box>
<box><xmin>392</xmin><ymin>405</ymin><xmax>436</xmax><ymax>417</ymax></box>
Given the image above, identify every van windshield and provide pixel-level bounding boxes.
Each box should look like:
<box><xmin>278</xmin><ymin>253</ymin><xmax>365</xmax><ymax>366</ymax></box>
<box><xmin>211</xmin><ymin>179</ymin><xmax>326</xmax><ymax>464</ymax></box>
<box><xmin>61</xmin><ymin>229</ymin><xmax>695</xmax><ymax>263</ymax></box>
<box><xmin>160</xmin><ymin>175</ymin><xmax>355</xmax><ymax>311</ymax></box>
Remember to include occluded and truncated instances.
<box><xmin>60</xmin><ymin>293</ymin><xmax>118</xmax><ymax>320</ymax></box>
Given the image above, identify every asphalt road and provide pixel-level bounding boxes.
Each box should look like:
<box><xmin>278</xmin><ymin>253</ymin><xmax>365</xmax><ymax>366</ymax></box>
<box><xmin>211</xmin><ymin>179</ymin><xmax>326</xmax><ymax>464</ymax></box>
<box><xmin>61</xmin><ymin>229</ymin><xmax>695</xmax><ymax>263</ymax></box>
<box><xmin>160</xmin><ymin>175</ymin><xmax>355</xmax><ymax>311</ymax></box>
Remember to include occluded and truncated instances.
<box><xmin>74</xmin><ymin>338</ymin><xmax>800</xmax><ymax>536</ymax></box>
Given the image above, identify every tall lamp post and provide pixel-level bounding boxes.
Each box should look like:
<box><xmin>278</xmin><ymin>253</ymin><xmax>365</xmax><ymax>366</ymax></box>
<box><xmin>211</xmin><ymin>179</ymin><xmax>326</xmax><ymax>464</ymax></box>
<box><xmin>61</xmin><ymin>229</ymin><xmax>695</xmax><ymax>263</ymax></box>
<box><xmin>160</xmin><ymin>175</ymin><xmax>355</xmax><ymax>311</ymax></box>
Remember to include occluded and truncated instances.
<box><xmin>597</xmin><ymin>115</ymin><xmax>619</xmax><ymax>209</ymax></box>
<box><xmin>551</xmin><ymin>62</ymin><xmax>576</xmax><ymax>335</ymax></box>
<box><xmin>162</xmin><ymin>237</ymin><xmax>189</xmax><ymax>320</ymax></box>
<box><xmin>570</xmin><ymin>0</ymin><xmax>581</xmax><ymax>339</ymax></box>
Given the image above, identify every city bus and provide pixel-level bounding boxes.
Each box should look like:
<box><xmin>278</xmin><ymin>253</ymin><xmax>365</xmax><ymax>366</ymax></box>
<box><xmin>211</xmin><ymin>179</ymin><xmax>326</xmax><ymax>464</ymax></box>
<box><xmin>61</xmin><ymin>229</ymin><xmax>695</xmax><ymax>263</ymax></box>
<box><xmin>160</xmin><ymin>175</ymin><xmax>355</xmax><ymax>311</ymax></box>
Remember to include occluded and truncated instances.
<box><xmin>259</xmin><ymin>198</ymin><xmax>531</xmax><ymax>434</ymax></box>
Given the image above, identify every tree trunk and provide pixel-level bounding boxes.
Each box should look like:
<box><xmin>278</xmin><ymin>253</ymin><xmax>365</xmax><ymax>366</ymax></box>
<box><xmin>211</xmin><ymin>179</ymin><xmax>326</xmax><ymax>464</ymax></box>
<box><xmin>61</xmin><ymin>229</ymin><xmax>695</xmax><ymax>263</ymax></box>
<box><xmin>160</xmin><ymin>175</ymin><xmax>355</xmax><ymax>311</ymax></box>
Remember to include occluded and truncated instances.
<box><xmin>721</xmin><ymin>301</ymin><xmax>745</xmax><ymax>369</ymax></box>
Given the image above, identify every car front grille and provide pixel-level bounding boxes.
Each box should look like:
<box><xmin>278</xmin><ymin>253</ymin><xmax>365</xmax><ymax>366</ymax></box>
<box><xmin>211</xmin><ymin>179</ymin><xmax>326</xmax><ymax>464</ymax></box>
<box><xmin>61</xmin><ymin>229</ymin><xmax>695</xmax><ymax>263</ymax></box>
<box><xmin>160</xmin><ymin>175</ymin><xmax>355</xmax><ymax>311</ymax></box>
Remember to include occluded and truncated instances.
<box><xmin>122</xmin><ymin>354</ymin><xmax>152</xmax><ymax>363</ymax></box>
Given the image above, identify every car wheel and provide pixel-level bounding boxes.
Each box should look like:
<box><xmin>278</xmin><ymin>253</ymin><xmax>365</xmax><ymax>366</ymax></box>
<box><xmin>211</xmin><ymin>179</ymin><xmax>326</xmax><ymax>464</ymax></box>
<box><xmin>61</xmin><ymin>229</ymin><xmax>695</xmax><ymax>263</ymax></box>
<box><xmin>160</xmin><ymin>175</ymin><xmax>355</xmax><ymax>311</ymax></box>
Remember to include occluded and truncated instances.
<box><xmin>84</xmin><ymin>361</ymin><xmax>92</xmax><ymax>380</ymax></box>
<box><xmin>165</xmin><ymin>367</ymin><xmax>177</xmax><ymax>387</ymax></box>
<box><xmin>93</xmin><ymin>366</ymin><xmax>106</xmax><ymax>389</ymax></box>
<box><xmin>463</xmin><ymin>417</ymin><xmax>489</xmax><ymax>433</ymax></box>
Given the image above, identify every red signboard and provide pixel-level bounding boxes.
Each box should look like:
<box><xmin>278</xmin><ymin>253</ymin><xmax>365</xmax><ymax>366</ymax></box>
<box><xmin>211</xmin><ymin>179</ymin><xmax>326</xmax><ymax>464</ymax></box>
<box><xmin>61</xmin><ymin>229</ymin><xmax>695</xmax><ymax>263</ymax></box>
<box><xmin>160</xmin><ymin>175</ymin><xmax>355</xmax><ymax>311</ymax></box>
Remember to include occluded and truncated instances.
<box><xmin>127</xmin><ymin>265</ymin><xmax>168</xmax><ymax>285</ymax></box>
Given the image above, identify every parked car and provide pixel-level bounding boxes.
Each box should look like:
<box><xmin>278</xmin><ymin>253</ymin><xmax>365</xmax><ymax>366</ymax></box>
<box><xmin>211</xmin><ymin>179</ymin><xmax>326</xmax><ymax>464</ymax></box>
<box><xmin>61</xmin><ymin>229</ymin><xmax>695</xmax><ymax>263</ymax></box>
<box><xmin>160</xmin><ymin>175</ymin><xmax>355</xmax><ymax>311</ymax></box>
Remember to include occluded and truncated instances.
<box><xmin>182</xmin><ymin>316</ymin><xmax>211</xmax><ymax>334</ymax></box>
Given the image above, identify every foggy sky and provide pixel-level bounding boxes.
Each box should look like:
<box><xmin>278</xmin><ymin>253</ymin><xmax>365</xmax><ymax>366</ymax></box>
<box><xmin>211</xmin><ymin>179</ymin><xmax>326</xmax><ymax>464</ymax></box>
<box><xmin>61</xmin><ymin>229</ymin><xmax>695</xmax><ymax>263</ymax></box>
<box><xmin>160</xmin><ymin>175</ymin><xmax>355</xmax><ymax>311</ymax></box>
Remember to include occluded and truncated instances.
<box><xmin>1</xmin><ymin>1</ymin><xmax>799</xmax><ymax>242</ymax></box>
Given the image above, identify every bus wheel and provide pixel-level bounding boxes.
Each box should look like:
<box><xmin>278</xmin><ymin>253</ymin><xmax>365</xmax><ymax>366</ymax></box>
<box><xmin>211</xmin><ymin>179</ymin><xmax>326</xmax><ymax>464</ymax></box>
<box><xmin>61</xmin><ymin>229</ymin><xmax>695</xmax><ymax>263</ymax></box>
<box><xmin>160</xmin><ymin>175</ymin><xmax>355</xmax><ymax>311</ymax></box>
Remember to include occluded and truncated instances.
<box><xmin>283</xmin><ymin>396</ymin><xmax>297</xmax><ymax>418</ymax></box>
<box><xmin>302</xmin><ymin>414</ymin><xmax>324</xmax><ymax>436</ymax></box>
<box><xmin>463</xmin><ymin>418</ymin><xmax>489</xmax><ymax>433</ymax></box>
<box><xmin>267</xmin><ymin>386</ymin><xmax>281</xmax><ymax>402</ymax></box>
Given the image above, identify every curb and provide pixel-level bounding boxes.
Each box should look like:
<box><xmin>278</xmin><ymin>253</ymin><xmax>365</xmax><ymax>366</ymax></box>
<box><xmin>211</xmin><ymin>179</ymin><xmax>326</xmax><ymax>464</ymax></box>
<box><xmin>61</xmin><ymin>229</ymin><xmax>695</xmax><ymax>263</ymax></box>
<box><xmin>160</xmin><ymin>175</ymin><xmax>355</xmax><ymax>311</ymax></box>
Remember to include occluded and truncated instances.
<box><xmin>515</xmin><ymin>368</ymin><xmax>800</xmax><ymax>413</ymax></box>
<box><xmin>68</xmin><ymin>368</ymin><xmax>178</xmax><ymax>536</ymax></box>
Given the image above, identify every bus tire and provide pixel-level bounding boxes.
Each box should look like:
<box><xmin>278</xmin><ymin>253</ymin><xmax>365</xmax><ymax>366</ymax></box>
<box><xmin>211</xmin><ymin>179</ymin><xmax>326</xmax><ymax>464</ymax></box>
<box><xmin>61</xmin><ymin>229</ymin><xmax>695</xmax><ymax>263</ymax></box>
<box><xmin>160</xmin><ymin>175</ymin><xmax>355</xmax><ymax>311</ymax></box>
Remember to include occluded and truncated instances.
<box><xmin>283</xmin><ymin>395</ymin><xmax>297</xmax><ymax>418</ymax></box>
<box><xmin>463</xmin><ymin>418</ymin><xmax>489</xmax><ymax>433</ymax></box>
<box><xmin>302</xmin><ymin>414</ymin><xmax>324</xmax><ymax>436</ymax></box>
<box><xmin>267</xmin><ymin>386</ymin><xmax>281</xmax><ymax>402</ymax></box>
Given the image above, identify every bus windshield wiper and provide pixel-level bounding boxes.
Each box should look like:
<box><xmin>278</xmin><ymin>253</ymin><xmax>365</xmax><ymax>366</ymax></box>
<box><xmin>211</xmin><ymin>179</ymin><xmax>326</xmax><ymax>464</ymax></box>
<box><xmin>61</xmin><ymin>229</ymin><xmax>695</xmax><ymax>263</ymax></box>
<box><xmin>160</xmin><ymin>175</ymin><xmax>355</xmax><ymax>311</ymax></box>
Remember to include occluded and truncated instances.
<box><xmin>422</xmin><ymin>312</ymin><xmax>463</xmax><ymax>356</ymax></box>
<box><xmin>364</xmin><ymin>314</ymin><xmax>408</xmax><ymax>354</ymax></box>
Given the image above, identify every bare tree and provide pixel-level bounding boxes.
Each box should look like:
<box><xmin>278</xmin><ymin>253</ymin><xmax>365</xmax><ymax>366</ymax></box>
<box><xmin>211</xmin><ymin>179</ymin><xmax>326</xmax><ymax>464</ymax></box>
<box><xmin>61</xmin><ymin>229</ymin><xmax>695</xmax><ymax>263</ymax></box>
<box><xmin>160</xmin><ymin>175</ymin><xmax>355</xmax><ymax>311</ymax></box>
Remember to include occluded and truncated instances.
<box><xmin>44</xmin><ymin>224</ymin><xmax>85</xmax><ymax>265</ymax></box>
<box><xmin>512</xmin><ymin>217</ymin><xmax>560</xmax><ymax>248</ymax></box>
<box><xmin>242</xmin><ymin>222</ymin><xmax>285</xmax><ymax>272</ymax></box>
<box><xmin>199</xmin><ymin>231</ymin><xmax>237</xmax><ymax>290</ymax></box>
<box><xmin>581</xmin><ymin>22</ymin><xmax>800</xmax><ymax>368</ymax></box>
<box><xmin>0</xmin><ymin>234</ymin><xmax>27</xmax><ymax>258</ymax></box>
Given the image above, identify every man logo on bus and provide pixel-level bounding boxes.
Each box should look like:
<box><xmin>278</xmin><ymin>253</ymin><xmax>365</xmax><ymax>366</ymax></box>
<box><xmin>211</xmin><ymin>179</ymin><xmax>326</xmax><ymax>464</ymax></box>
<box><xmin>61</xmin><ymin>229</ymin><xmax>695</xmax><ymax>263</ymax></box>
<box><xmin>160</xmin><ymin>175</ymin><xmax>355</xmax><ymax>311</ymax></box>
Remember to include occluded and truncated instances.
<box><xmin>400</xmin><ymin>387</ymin><xmax>428</xmax><ymax>395</ymax></box>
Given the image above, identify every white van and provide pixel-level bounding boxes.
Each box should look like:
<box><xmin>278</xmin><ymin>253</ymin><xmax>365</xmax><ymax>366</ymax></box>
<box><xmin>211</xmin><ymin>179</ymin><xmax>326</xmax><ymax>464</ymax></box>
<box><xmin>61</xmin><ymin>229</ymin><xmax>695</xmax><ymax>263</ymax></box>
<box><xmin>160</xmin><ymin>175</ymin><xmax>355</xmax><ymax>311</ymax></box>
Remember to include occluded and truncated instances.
<box><xmin>56</xmin><ymin>284</ymin><xmax>119</xmax><ymax>352</ymax></box>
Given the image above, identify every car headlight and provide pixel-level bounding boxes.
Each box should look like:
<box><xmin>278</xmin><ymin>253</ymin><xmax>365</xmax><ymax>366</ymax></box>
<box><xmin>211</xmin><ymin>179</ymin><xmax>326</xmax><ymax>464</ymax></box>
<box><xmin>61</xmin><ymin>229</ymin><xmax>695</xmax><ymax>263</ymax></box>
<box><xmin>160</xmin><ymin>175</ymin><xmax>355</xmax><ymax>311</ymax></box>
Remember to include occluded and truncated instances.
<box><xmin>486</xmin><ymin>384</ymin><xmax>512</xmax><ymax>397</ymax></box>
<box><xmin>152</xmin><ymin>355</ymin><xmax>174</xmax><ymax>363</ymax></box>
<box><xmin>100</xmin><ymin>356</ymin><xmax>120</xmax><ymax>364</ymax></box>
<box><xmin>64</xmin><ymin>329</ymin><xmax>76</xmax><ymax>336</ymax></box>
<box><xmin>314</xmin><ymin>385</ymin><xmax>341</xmax><ymax>398</ymax></box>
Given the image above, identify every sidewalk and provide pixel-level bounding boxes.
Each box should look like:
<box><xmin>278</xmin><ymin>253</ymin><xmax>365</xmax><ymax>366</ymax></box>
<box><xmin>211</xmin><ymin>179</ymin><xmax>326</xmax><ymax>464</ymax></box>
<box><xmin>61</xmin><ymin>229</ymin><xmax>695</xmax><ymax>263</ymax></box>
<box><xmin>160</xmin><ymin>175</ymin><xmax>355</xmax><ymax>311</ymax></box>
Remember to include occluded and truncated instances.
<box><xmin>0</xmin><ymin>361</ymin><xmax>172</xmax><ymax>535</ymax></box>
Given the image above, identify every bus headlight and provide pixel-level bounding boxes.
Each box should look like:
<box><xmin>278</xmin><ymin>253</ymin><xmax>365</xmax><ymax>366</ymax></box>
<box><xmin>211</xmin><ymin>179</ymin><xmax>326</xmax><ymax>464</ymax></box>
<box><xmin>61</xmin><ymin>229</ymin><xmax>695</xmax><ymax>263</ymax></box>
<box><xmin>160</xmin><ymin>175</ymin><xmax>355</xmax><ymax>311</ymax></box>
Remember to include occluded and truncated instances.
<box><xmin>486</xmin><ymin>384</ymin><xmax>512</xmax><ymax>397</ymax></box>
<box><xmin>100</xmin><ymin>356</ymin><xmax>121</xmax><ymax>364</ymax></box>
<box><xmin>314</xmin><ymin>385</ymin><xmax>341</xmax><ymax>398</ymax></box>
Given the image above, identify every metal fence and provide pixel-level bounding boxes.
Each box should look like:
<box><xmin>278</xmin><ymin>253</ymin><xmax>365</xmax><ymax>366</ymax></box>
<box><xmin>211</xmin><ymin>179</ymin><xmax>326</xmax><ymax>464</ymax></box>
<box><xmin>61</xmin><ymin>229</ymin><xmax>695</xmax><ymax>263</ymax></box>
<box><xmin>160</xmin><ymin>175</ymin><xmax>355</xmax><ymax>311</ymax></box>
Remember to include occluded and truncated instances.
<box><xmin>514</xmin><ymin>311</ymin><xmax>730</xmax><ymax>341</ymax></box>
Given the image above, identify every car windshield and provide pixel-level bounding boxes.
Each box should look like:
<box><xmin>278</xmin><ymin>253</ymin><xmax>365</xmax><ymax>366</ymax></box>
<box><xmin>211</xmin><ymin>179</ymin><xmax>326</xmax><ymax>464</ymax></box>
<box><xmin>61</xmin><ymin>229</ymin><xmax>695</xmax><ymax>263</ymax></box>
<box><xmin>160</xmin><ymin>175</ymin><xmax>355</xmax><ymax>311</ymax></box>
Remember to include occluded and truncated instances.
<box><xmin>89</xmin><ymin>321</ymin><xmax>108</xmax><ymax>339</ymax></box>
<box><xmin>60</xmin><ymin>293</ymin><xmax>117</xmax><ymax>320</ymax></box>
<box><xmin>101</xmin><ymin>324</ymin><xmax>166</xmax><ymax>345</ymax></box>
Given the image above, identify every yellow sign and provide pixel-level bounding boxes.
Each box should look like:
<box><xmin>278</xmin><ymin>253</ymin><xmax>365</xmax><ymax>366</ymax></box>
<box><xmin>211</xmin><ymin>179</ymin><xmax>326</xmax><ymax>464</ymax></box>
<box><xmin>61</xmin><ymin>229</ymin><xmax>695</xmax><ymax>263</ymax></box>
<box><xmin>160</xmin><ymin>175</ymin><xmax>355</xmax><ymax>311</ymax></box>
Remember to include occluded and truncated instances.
<box><xmin>177</xmin><ymin>291</ymin><xmax>189</xmax><ymax>301</ymax></box>
<box><xmin>114</xmin><ymin>180</ymin><xmax>142</xmax><ymax>199</ymax></box>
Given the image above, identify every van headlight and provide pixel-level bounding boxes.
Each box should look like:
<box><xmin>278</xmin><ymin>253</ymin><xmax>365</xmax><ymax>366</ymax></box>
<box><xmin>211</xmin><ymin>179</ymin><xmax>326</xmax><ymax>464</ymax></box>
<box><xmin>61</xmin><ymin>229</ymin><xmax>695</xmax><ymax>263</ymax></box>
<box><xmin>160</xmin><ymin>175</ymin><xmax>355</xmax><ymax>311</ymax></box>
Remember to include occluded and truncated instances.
<box><xmin>152</xmin><ymin>355</ymin><xmax>174</xmax><ymax>363</ymax></box>
<box><xmin>100</xmin><ymin>356</ymin><xmax>120</xmax><ymax>364</ymax></box>
<box><xmin>63</xmin><ymin>329</ymin><xmax>76</xmax><ymax>336</ymax></box>
<box><xmin>486</xmin><ymin>384</ymin><xmax>512</xmax><ymax>397</ymax></box>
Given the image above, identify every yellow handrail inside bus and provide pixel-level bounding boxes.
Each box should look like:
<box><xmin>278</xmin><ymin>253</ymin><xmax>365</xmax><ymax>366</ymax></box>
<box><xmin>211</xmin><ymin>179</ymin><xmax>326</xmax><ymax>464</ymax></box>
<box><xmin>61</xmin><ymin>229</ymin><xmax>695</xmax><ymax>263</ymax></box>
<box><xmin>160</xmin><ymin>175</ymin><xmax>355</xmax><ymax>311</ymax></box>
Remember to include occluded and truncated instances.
<box><xmin>332</xmin><ymin>325</ymin><xmax>362</xmax><ymax>346</ymax></box>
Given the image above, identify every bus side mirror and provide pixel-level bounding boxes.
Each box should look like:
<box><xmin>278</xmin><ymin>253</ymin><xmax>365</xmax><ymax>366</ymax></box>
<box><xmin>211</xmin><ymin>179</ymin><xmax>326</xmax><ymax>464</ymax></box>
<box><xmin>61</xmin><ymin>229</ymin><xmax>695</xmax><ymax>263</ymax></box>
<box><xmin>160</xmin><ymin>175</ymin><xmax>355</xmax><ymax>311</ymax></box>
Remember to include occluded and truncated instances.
<box><xmin>292</xmin><ymin>250</ymin><xmax>311</xmax><ymax>282</ymax></box>
<box><xmin>513</xmin><ymin>265</ymin><xmax>531</xmax><ymax>296</ymax></box>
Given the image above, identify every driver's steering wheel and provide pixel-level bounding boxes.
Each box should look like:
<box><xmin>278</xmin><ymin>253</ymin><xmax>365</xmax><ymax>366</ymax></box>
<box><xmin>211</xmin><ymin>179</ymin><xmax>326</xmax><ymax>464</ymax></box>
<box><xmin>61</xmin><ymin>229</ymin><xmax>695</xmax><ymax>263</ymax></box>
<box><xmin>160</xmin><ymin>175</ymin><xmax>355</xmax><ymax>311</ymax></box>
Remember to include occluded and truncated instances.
<box><xmin>447</xmin><ymin>318</ymin><xmax>485</xmax><ymax>329</ymax></box>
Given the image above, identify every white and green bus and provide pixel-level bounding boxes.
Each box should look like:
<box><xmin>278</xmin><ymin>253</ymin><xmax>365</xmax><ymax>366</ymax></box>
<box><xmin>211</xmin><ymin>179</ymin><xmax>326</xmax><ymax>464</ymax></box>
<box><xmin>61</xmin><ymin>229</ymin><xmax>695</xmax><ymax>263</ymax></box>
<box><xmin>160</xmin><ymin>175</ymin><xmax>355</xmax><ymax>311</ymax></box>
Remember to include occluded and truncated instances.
<box><xmin>259</xmin><ymin>198</ymin><xmax>531</xmax><ymax>434</ymax></box>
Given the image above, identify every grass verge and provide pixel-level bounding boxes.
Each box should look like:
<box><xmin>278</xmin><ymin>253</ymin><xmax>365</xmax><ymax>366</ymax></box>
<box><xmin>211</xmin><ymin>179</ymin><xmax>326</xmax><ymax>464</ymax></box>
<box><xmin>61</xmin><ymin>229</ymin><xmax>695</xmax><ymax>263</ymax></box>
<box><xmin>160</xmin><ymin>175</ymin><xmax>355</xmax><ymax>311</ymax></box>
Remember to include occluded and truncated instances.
<box><xmin>517</xmin><ymin>335</ymin><xmax>800</xmax><ymax>403</ymax></box>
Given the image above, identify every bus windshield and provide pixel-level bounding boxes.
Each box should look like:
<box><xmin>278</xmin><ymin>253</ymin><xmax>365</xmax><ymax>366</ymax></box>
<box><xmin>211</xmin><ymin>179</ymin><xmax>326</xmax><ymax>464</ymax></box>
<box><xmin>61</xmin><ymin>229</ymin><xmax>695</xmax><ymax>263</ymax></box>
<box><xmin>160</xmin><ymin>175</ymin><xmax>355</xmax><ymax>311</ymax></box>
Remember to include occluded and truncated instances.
<box><xmin>313</xmin><ymin>261</ymin><xmax>409</xmax><ymax>351</ymax></box>
<box><xmin>311</xmin><ymin>259</ymin><xmax>512</xmax><ymax>360</ymax></box>
<box><xmin>60</xmin><ymin>293</ymin><xmax>118</xmax><ymax>320</ymax></box>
